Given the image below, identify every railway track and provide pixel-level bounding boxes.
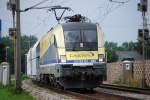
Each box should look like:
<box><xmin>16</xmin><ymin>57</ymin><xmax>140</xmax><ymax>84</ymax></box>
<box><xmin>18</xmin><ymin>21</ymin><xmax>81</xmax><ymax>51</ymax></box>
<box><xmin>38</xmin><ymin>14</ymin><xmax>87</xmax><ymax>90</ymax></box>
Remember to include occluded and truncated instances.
<box><xmin>23</xmin><ymin>80</ymin><xmax>139</xmax><ymax>100</ymax></box>
<box><xmin>65</xmin><ymin>89</ymin><xmax>138</xmax><ymax>100</ymax></box>
<box><xmin>99</xmin><ymin>84</ymin><xmax>150</xmax><ymax>95</ymax></box>
<box><xmin>32</xmin><ymin>81</ymin><xmax>120</xmax><ymax>100</ymax></box>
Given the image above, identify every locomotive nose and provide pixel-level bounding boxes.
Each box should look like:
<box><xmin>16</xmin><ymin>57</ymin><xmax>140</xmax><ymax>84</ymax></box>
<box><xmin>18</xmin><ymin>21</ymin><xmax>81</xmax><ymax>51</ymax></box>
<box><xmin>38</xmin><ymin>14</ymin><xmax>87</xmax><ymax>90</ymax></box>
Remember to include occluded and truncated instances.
<box><xmin>81</xmin><ymin>72</ymin><xmax>89</xmax><ymax>81</ymax></box>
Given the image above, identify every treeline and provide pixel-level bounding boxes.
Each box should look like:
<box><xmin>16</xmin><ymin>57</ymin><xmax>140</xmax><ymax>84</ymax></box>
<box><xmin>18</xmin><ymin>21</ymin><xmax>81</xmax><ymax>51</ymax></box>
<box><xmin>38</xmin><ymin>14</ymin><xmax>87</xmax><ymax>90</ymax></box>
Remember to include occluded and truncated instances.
<box><xmin>0</xmin><ymin>35</ymin><xmax>37</xmax><ymax>74</ymax></box>
<box><xmin>105</xmin><ymin>41</ymin><xmax>150</xmax><ymax>62</ymax></box>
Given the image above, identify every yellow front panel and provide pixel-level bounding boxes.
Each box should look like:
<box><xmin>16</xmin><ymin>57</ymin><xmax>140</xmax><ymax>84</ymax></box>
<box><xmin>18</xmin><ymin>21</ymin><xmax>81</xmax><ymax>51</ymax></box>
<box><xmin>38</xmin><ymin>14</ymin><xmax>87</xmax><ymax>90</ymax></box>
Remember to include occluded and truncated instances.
<box><xmin>98</xmin><ymin>47</ymin><xmax>105</xmax><ymax>54</ymax></box>
<box><xmin>66</xmin><ymin>51</ymin><xmax>98</xmax><ymax>60</ymax></box>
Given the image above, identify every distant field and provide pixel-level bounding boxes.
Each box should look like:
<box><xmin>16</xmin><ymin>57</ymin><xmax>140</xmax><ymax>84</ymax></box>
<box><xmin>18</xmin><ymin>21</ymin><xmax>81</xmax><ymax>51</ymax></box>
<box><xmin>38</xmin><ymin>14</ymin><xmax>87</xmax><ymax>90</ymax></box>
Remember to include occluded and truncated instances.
<box><xmin>0</xmin><ymin>84</ymin><xmax>34</xmax><ymax>100</ymax></box>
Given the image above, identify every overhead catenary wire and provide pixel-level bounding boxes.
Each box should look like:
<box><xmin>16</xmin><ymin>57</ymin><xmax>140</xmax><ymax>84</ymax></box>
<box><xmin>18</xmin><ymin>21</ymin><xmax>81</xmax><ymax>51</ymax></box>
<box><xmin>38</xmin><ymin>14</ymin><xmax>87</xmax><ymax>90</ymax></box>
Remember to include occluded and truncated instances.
<box><xmin>20</xmin><ymin>0</ymin><xmax>50</xmax><ymax>12</ymax></box>
<box><xmin>96</xmin><ymin>2</ymin><xmax>119</xmax><ymax>23</ymax></box>
<box><xmin>20</xmin><ymin>0</ymin><xmax>69</xmax><ymax>12</ymax></box>
<box><xmin>98</xmin><ymin>0</ymin><xmax>131</xmax><ymax>23</ymax></box>
<box><xmin>21</xmin><ymin>0</ymin><xmax>70</xmax><ymax>38</ymax></box>
<box><xmin>109</xmin><ymin>0</ymin><xmax>130</xmax><ymax>4</ymax></box>
<box><xmin>100</xmin><ymin>3</ymin><xmax>123</xmax><ymax>23</ymax></box>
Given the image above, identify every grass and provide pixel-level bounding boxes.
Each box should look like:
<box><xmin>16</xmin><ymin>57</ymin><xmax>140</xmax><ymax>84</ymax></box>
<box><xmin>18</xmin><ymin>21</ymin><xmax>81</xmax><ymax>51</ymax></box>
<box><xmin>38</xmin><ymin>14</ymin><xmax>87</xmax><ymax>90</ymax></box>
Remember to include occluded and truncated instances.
<box><xmin>0</xmin><ymin>85</ymin><xmax>34</xmax><ymax>100</ymax></box>
<box><xmin>0</xmin><ymin>74</ymin><xmax>34</xmax><ymax>100</ymax></box>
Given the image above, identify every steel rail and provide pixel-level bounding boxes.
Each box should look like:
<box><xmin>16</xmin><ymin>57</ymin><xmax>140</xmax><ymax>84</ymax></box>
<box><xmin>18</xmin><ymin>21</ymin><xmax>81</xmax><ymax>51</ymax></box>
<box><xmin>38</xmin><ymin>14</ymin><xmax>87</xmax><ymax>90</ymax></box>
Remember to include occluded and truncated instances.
<box><xmin>99</xmin><ymin>84</ymin><xmax>150</xmax><ymax>95</ymax></box>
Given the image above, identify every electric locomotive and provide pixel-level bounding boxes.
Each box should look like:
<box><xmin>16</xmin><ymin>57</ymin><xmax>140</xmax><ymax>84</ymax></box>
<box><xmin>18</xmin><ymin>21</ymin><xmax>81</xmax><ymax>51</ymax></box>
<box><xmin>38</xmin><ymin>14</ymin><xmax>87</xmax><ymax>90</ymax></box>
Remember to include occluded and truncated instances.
<box><xmin>27</xmin><ymin>14</ymin><xmax>106</xmax><ymax>89</ymax></box>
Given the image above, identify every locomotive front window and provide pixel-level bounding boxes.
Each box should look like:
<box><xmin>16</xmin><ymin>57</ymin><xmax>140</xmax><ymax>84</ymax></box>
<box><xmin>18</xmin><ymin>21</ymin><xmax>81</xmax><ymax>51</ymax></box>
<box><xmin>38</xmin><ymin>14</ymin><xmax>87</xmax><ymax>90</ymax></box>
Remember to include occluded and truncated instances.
<box><xmin>64</xmin><ymin>29</ymin><xmax>98</xmax><ymax>51</ymax></box>
<box><xmin>64</xmin><ymin>30</ymin><xmax>81</xmax><ymax>42</ymax></box>
<box><xmin>82</xmin><ymin>30</ymin><xmax>97</xmax><ymax>43</ymax></box>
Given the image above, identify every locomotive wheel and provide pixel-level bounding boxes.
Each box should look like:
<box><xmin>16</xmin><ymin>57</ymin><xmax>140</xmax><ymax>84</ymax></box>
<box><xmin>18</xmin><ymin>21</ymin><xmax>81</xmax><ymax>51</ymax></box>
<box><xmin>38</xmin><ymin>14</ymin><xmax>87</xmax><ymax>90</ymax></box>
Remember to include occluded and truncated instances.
<box><xmin>56</xmin><ymin>83</ymin><xmax>62</xmax><ymax>89</ymax></box>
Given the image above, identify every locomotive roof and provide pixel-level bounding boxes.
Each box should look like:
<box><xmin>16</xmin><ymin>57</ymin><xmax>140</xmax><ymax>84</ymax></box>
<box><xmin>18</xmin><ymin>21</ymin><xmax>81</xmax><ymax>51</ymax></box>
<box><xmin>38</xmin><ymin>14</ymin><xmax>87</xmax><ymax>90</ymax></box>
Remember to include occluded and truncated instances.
<box><xmin>61</xmin><ymin>22</ymin><xmax>97</xmax><ymax>30</ymax></box>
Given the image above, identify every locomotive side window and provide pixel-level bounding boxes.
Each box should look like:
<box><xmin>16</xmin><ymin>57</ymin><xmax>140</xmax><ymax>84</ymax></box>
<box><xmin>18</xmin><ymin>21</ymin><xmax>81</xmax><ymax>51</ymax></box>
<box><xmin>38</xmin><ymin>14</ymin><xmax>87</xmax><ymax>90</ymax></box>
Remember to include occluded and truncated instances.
<box><xmin>54</xmin><ymin>36</ymin><xmax>57</xmax><ymax>47</ymax></box>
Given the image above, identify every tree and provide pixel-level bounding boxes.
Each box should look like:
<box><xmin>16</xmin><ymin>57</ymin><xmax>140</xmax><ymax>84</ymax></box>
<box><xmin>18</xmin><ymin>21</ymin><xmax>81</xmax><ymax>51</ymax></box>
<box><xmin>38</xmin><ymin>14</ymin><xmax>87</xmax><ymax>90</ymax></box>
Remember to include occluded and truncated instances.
<box><xmin>0</xmin><ymin>35</ymin><xmax>37</xmax><ymax>74</ymax></box>
<box><xmin>121</xmin><ymin>41</ymin><xmax>137</xmax><ymax>51</ymax></box>
<box><xmin>105</xmin><ymin>41</ymin><xmax>118</xmax><ymax>62</ymax></box>
<box><xmin>0</xmin><ymin>42</ymin><xmax>6</xmax><ymax>62</ymax></box>
<box><xmin>104</xmin><ymin>41</ymin><xmax>139</xmax><ymax>63</ymax></box>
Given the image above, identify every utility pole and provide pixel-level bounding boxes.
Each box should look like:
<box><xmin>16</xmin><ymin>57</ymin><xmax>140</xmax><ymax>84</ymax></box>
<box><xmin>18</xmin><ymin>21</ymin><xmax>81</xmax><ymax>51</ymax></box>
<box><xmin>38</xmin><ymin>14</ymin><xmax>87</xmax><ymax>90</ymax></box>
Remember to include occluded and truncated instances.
<box><xmin>12</xmin><ymin>1</ymin><xmax>16</xmax><ymax>80</ymax></box>
<box><xmin>137</xmin><ymin>0</ymin><xmax>149</xmax><ymax>88</ymax></box>
<box><xmin>16</xmin><ymin>0</ymin><xmax>21</xmax><ymax>90</ymax></box>
<box><xmin>8</xmin><ymin>0</ymin><xmax>22</xmax><ymax>90</ymax></box>
<box><xmin>5</xmin><ymin>46</ymin><xmax>10</xmax><ymax>62</ymax></box>
<box><xmin>7</xmin><ymin>0</ymin><xmax>18</xmax><ymax>88</ymax></box>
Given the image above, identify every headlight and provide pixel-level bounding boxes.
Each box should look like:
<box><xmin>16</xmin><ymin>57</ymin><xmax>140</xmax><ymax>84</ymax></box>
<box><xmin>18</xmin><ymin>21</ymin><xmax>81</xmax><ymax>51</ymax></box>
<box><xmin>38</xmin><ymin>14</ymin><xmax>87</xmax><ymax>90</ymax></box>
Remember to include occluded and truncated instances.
<box><xmin>99</xmin><ymin>54</ymin><xmax>105</xmax><ymax>62</ymax></box>
<box><xmin>99</xmin><ymin>58</ymin><xmax>103</xmax><ymax>62</ymax></box>
<box><xmin>60</xmin><ymin>55</ymin><xmax>66</xmax><ymax>63</ymax></box>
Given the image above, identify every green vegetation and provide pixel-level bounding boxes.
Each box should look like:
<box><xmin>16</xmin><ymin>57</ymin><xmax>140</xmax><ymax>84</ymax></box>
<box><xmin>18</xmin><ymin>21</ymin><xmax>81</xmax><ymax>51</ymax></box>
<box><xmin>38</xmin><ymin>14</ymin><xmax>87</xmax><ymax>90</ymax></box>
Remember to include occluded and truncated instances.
<box><xmin>105</xmin><ymin>41</ymin><xmax>118</xmax><ymax>63</ymax></box>
<box><xmin>0</xmin><ymin>42</ymin><xmax>6</xmax><ymax>63</ymax></box>
<box><xmin>21</xmin><ymin>73</ymin><xmax>29</xmax><ymax>81</ymax></box>
<box><xmin>0</xmin><ymin>36</ymin><xmax>36</xmax><ymax>100</ymax></box>
<box><xmin>0</xmin><ymin>73</ymin><xmax>33</xmax><ymax>100</ymax></box>
<box><xmin>0</xmin><ymin>84</ymin><xmax>34</xmax><ymax>100</ymax></box>
<box><xmin>0</xmin><ymin>35</ymin><xmax>37</xmax><ymax>74</ymax></box>
<box><xmin>105</xmin><ymin>41</ymin><xmax>150</xmax><ymax>62</ymax></box>
<box><xmin>105</xmin><ymin>41</ymin><xmax>138</xmax><ymax>63</ymax></box>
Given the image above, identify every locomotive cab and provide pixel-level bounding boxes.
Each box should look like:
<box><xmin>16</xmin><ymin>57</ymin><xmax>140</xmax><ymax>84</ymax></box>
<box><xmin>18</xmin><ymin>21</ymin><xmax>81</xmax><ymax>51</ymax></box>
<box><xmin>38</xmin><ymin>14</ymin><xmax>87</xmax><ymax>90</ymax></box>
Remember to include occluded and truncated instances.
<box><xmin>57</xmin><ymin>22</ymin><xmax>106</xmax><ymax>89</ymax></box>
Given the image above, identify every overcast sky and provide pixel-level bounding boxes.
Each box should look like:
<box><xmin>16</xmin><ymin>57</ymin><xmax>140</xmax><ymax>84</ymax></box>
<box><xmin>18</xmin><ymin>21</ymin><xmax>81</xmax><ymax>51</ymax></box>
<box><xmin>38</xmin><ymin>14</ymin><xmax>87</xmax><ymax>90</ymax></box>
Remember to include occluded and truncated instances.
<box><xmin>0</xmin><ymin>0</ymin><xmax>150</xmax><ymax>44</ymax></box>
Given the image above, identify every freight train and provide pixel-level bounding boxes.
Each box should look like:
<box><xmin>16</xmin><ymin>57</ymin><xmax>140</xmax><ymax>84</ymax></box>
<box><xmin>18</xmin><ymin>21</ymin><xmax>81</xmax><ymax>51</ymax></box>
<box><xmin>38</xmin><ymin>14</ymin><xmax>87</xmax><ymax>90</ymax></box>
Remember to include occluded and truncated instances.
<box><xmin>26</xmin><ymin>14</ymin><xmax>106</xmax><ymax>89</ymax></box>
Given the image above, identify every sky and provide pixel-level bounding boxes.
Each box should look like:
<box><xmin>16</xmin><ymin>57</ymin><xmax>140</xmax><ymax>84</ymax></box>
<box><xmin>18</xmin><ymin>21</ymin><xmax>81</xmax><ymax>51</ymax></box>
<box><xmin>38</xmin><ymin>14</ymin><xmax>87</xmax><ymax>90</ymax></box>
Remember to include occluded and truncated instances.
<box><xmin>0</xmin><ymin>0</ymin><xmax>150</xmax><ymax>44</ymax></box>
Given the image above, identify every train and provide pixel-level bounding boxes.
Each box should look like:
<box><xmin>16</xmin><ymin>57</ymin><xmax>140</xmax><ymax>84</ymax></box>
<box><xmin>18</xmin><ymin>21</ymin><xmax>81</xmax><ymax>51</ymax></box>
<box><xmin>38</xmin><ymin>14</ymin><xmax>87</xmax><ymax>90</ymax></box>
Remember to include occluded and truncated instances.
<box><xmin>26</xmin><ymin>14</ymin><xmax>106</xmax><ymax>90</ymax></box>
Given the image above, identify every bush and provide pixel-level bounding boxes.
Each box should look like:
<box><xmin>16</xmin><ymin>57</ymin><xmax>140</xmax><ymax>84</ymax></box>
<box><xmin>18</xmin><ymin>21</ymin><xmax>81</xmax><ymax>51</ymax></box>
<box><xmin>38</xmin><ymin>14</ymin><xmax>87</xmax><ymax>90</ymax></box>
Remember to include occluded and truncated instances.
<box><xmin>21</xmin><ymin>73</ymin><xmax>29</xmax><ymax>81</ymax></box>
<box><xmin>0</xmin><ymin>84</ymin><xmax>34</xmax><ymax>100</ymax></box>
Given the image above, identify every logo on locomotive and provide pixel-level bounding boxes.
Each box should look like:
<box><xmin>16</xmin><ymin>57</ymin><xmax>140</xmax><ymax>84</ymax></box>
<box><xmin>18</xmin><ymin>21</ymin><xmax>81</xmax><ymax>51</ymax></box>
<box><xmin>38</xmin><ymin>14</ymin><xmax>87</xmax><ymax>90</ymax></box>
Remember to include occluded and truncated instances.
<box><xmin>66</xmin><ymin>51</ymin><xmax>98</xmax><ymax>60</ymax></box>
